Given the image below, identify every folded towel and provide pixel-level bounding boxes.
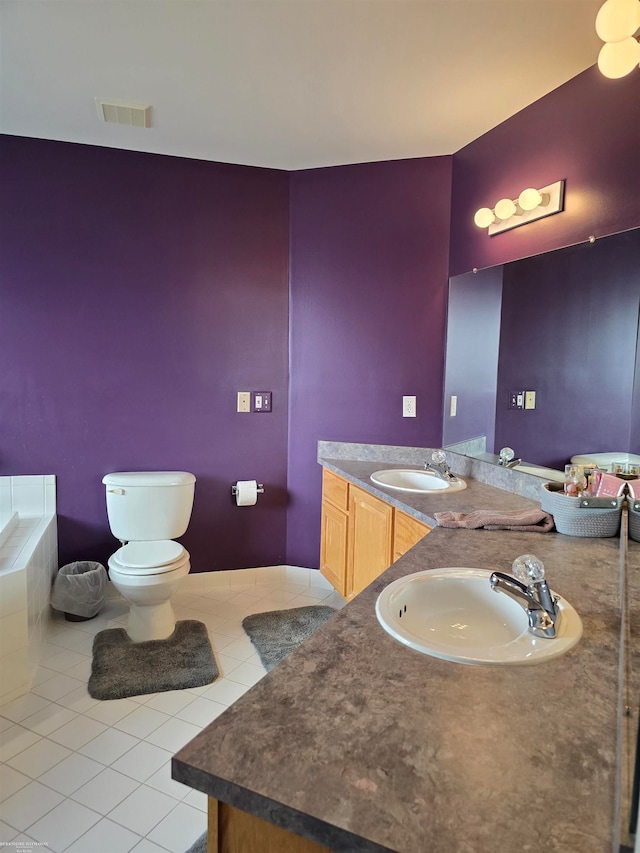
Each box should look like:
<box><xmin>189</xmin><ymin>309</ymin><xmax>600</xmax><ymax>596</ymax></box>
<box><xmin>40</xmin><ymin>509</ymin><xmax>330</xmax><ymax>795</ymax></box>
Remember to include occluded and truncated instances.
<box><xmin>434</xmin><ymin>507</ymin><xmax>555</xmax><ymax>533</ymax></box>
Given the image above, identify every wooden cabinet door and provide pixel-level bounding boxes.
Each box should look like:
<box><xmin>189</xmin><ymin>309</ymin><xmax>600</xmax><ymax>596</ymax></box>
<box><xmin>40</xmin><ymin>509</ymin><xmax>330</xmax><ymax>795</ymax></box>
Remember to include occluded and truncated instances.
<box><xmin>320</xmin><ymin>499</ymin><xmax>349</xmax><ymax>596</ymax></box>
<box><xmin>392</xmin><ymin>510</ymin><xmax>431</xmax><ymax>563</ymax></box>
<box><xmin>348</xmin><ymin>485</ymin><xmax>393</xmax><ymax>597</ymax></box>
<box><xmin>210</xmin><ymin>797</ymin><xmax>330</xmax><ymax>852</ymax></box>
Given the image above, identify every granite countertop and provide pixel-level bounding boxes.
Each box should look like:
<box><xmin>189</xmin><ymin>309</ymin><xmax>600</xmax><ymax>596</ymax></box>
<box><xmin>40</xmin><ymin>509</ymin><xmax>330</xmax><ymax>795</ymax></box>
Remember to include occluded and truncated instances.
<box><xmin>173</xmin><ymin>457</ymin><xmax>626</xmax><ymax>853</ymax></box>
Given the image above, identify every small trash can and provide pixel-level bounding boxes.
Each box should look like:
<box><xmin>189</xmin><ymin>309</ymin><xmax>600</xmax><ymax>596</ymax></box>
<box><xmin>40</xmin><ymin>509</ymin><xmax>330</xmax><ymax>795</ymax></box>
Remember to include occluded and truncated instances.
<box><xmin>51</xmin><ymin>561</ymin><xmax>107</xmax><ymax>621</ymax></box>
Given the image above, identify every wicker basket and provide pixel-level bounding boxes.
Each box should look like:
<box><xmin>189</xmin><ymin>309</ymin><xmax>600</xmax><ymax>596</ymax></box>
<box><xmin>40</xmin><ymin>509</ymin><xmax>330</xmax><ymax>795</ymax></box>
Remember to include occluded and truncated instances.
<box><xmin>541</xmin><ymin>483</ymin><xmax>623</xmax><ymax>538</ymax></box>
<box><xmin>629</xmin><ymin>500</ymin><xmax>640</xmax><ymax>542</ymax></box>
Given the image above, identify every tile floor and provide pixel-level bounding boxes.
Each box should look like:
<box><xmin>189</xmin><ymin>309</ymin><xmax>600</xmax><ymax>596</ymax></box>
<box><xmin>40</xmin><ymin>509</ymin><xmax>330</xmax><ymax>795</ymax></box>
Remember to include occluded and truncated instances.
<box><xmin>0</xmin><ymin>566</ymin><xmax>345</xmax><ymax>853</ymax></box>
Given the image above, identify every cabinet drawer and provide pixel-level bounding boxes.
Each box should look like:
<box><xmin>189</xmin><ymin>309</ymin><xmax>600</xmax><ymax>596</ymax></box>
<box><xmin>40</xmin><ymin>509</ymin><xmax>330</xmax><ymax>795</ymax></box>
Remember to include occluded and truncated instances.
<box><xmin>322</xmin><ymin>468</ymin><xmax>349</xmax><ymax>512</ymax></box>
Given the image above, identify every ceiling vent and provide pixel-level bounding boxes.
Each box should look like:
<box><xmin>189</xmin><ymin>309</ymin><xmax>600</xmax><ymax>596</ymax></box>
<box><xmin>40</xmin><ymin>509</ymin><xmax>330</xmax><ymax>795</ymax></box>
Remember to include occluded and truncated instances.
<box><xmin>95</xmin><ymin>98</ymin><xmax>151</xmax><ymax>128</ymax></box>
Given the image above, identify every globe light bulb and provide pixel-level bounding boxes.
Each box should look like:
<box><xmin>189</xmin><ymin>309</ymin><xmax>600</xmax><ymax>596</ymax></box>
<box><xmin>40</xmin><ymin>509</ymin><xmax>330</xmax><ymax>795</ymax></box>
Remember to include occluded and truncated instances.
<box><xmin>494</xmin><ymin>198</ymin><xmax>517</xmax><ymax>220</ymax></box>
<box><xmin>518</xmin><ymin>188</ymin><xmax>543</xmax><ymax>211</ymax></box>
<box><xmin>473</xmin><ymin>207</ymin><xmax>496</xmax><ymax>228</ymax></box>
<box><xmin>598</xmin><ymin>37</ymin><xmax>640</xmax><ymax>78</ymax></box>
<box><xmin>595</xmin><ymin>0</ymin><xmax>640</xmax><ymax>43</ymax></box>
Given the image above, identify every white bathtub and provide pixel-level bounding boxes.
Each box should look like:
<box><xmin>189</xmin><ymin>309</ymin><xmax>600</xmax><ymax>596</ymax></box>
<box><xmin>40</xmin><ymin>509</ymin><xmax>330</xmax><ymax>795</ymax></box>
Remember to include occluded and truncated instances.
<box><xmin>0</xmin><ymin>476</ymin><xmax>58</xmax><ymax>706</ymax></box>
<box><xmin>0</xmin><ymin>511</ymin><xmax>19</xmax><ymax>548</ymax></box>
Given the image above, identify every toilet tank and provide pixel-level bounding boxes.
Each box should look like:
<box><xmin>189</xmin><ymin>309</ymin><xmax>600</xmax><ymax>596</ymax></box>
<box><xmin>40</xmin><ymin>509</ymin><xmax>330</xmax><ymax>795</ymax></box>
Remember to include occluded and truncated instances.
<box><xmin>103</xmin><ymin>471</ymin><xmax>196</xmax><ymax>541</ymax></box>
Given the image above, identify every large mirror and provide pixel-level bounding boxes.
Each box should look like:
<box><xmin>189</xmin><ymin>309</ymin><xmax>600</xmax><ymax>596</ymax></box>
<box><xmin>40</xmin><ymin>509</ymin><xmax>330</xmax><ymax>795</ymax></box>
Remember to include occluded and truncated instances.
<box><xmin>443</xmin><ymin>227</ymin><xmax>640</xmax><ymax>473</ymax></box>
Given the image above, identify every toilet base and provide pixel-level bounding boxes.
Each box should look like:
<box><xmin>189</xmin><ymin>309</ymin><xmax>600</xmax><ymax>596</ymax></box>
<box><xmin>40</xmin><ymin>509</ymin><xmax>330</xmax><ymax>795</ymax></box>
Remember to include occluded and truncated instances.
<box><xmin>126</xmin><ymin>600</ymin><xmax>177</xmax><ymax>643</ymax></box>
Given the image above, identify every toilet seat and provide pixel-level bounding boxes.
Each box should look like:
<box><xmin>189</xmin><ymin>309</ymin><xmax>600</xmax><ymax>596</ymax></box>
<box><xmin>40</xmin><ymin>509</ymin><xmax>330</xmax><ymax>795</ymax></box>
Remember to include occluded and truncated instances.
<box><xmin>110</xmin><ymin>540</ymin><xmax>187</xmax><ymax>575</ymax></box>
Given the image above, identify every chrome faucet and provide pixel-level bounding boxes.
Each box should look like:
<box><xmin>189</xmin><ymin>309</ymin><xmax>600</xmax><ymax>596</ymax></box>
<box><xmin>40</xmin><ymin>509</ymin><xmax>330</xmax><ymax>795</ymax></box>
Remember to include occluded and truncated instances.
<box><xmin>498</xmin><ymin>447</ymin><xmax>522</xmax><ymax>468</ymax></box>
<box><xmin>490</xmin><ymin>555</ymin><xmax>560</xmax><ymax>639</ymax></box>
<box><xmin>424</xmin><ymin>450</ymin><xmax>457</xmax><ymax>481</ymax></box>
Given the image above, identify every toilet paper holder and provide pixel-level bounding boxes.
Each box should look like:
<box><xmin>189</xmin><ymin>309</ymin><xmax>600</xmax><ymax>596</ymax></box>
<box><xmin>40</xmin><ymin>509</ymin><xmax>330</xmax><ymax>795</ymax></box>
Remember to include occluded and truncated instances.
<box><xmin>231</xmin><ymin>482</ymin><xmax>264</xmax><ymax>496</ymax></box>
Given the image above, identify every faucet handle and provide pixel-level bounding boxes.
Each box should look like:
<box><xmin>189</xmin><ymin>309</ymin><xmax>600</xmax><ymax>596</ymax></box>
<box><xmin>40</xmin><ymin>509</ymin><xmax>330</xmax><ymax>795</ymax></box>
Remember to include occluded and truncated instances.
<box><xmin>431</xmin><ymin>450</ymin><xmax>448</xmax><ymax>466</ymax></box>
<box><xmin>499</xmin><ymin>447</ymin><xmax>515</xmax><ymax>465</ymax></box>
<box><xmin>512</xmin><ymin>554</ymin><xmax>545</xmax><ymax>585</ymax></box>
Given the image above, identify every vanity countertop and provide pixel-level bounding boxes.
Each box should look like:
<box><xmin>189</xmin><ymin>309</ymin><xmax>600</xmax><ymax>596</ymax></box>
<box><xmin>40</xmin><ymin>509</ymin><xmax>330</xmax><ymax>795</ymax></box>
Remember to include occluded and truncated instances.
<box><xmin>173</xmin><ymin>458</ymin><xmax>626</xmax><ymax>853</ymax></box>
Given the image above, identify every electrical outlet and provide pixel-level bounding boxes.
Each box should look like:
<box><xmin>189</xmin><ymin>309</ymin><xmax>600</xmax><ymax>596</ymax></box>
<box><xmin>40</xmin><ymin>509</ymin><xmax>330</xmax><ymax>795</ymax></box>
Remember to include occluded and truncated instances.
<box><xmin>402</xmin><ymin>396</ymin><xmax>416</xmax><ymax>418</ymax></box>
<box><xmin>237</xmin><ymin>391</ymin><xmax>251</xmax><ymax>413</ymax></box>
<box><xmin>525</xmin><ymin>390</ymin><xmax>536</xmax><ymax>410</ymax></box>
<box><xmin>450</xmin><ymin>395</ymin><xmax>457</xmax><ymax>417</ymax></box>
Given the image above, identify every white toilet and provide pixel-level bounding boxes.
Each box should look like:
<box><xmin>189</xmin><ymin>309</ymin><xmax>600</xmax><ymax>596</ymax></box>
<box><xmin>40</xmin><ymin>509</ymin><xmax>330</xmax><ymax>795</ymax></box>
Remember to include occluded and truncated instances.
<box><xmin>103</xmin><ymin>471</ymin><xmax>196</xmax><ymax>643</ymax></box>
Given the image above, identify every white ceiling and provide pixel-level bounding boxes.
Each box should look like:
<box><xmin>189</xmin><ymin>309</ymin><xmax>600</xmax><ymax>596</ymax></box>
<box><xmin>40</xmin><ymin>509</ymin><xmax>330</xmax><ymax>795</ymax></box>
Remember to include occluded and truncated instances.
<box><xmin>0</xmin><ymin>0</ymin><xmax>603</xmax><ymax>171</ymax></box>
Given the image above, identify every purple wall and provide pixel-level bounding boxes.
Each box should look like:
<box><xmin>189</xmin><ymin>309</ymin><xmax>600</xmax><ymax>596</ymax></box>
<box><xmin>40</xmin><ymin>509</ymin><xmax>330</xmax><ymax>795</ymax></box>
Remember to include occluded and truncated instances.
<box><xmin>450</xmin><ymin>67</ymin><xmax>640</xmax><ymax>277</ymax></box>
<box><xmin>3</xmin><ymin>63</ymin><xmax>640</xmax><ymax>577</ymax></box>
<box><xmin>287</xmin><ymin>158</ymin><xmax>453</xmax><ymax>568</ymax></box>
<box><xmin>494</xmin><ymin>229</ymin><xmax>640</xmax><ymax>468</ymax></box>
<box><xmin>442</xmin><ymin>266</ymin><xmax>503</xmax><ymax>449</ymax></box>
<box><xmin>0</xmin><ymin>137</ymin><xmax>290</xmax><ymax>572</ymax></box>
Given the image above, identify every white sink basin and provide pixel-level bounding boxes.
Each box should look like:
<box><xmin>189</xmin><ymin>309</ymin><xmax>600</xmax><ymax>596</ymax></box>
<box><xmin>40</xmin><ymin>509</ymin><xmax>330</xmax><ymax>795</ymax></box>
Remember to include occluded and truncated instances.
<box><xmin>370</xmin><ymin>469</ymin><xmax>467</xmax><ymax>494</ymax></box>
<box><xmin>375</xmin><ymin>568</ymin><xmax>582</xmax><ymax>665</ymax></box>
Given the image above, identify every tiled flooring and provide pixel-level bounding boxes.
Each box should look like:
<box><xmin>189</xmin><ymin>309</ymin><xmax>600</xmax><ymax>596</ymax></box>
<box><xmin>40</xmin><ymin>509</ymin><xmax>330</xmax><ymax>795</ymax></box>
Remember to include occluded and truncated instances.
<box><xmin>0</xmin><ymin>566</ymin><xmax>345</xmax><ymax>853</ymax></box>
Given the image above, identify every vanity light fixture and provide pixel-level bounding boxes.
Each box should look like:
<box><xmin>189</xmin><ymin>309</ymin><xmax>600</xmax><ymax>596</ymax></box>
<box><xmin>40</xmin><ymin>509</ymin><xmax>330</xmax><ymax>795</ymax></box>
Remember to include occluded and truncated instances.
<box><xmin>595</xmin><ymin>0</ymin><xmax>640</xmax><ymax>78</ymax></box>
<box><xmin>473</xmin><ymin>180</ymin><xmax>565</xmax><ymax>236</ymax></box>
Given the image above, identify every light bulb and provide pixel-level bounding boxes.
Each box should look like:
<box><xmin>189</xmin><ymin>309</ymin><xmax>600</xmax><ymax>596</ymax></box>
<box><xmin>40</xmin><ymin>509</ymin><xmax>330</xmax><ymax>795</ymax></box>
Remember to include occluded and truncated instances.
<box><xmin>595</xmin><ymin>0</ymin><xmax>640</xmax><ymax>43</ymax></box>
<box><xmin>518</xmin><ymin>188</ymin><xmax>543</xmax><ymax>211</ymax></box>
<box><xmin>494</xmin><ymin>198</ymin><xmax>517</xmax><ymax>220</ymax></box>
<box><xmin>598</xmin><ymin>37</ymin><xmax>640</xmax><ymax>78</ymax></box>
<box><xmin>474</xmin><ymin>207</ymin><xmax>496</xmax><ymax>228</ymax></box>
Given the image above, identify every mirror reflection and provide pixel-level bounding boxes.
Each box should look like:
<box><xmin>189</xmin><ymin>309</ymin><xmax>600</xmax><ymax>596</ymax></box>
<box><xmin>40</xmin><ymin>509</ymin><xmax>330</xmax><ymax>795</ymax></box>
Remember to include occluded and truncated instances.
<box><xmin>443</xmin><ymin>227</ymin><xmax>640</xmax><ymax>474</ymax></box>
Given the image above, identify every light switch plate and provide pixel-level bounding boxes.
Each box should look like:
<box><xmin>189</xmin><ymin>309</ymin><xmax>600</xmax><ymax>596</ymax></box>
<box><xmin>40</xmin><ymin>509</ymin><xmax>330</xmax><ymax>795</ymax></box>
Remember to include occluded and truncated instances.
<box><xmin>509</xmin><ymin>390</ymin><xmax>525</xmax><ymax>410</ymax></box>
<box><xmin>253</xmin><ymin>392</ymin><xmax>272</xmax><ymax>412</ymax></box>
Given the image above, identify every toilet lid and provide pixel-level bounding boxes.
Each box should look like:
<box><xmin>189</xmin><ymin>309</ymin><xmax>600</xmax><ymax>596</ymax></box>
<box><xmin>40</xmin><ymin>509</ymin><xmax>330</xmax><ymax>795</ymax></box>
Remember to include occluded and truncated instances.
<box><xmin>112</xmin><ymin>540</ymin><xmax>186</xmax><ymax>572</ymax></box>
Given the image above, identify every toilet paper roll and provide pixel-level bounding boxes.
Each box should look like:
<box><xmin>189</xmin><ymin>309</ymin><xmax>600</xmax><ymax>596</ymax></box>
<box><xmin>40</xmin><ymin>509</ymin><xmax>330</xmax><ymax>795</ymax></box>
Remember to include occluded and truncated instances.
<box><xmin>235</xmin><ymin>480</ymin><xmax>258</xmax><ymax>507</ymax></box>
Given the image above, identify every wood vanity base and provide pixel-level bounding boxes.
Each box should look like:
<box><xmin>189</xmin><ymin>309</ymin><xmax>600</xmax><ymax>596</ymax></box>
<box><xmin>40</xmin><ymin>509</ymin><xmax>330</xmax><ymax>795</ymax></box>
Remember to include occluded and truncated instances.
<box><xmin>208</xmin><ymin>797</ymin><xmax>330</xmax><ymax>852</ymax></box>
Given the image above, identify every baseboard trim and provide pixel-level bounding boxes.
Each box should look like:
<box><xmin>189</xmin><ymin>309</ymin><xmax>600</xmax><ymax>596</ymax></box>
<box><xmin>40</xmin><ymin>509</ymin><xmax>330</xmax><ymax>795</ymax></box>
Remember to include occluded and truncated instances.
<box><xmin>181</xmin><ymin>565</ymin><xmax>331</xmax><ymax>592</ymax></box>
